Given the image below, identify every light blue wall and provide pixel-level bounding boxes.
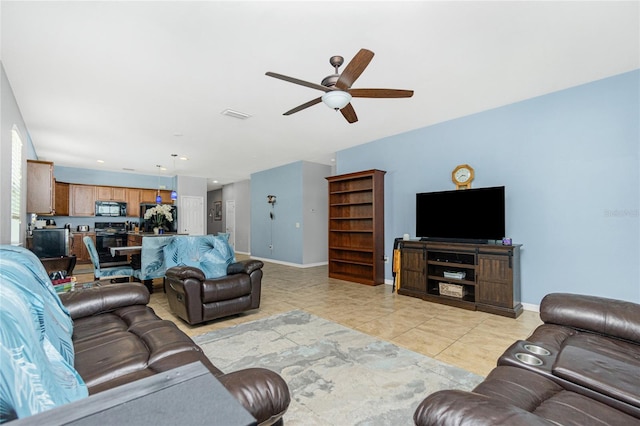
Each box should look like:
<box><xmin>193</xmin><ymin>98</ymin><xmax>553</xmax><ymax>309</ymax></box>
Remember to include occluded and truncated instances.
<box><xmin>336</xmin><ymin>70</ymin><xmax>640</xmax><ymax>305</ymax></box>
<box><xmin>43</xmin><ymin>166</ymin><xmax>176</xmax><ymax>226</ymax></box>
<box><xmin>55</xmin><ymin>166</ymin><xmax>173</xmax><ymax>189</ymax></box>
<box><xmin>251</xmin><ymin>162</ymin><xmax>304</xmax><ymax>263</ymax></box>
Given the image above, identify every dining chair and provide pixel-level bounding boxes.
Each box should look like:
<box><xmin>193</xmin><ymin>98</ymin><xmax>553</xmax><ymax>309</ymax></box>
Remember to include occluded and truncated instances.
<box><xmin>83</xmin><ymin>236</ymin><xmax>134</xmax><ymax>281</ymax></box>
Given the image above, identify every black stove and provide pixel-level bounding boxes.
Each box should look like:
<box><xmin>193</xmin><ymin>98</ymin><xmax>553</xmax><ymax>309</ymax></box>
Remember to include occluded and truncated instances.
<box><xmin>95</xmin><ymin>222</ymin><xmax>127</xmax><ymax>235</ymax></box>
<box><xmin>94</xmin><ymin>222</ymin><xmax>128</xmax><ymax>265</ymax></box>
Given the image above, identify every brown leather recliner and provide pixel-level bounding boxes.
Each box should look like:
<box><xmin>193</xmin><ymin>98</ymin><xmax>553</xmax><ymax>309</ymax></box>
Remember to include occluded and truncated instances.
<box><xmin>165</xmin><ymin>259</ymin><xmax>263</xmax><ymax>325</ymax></box>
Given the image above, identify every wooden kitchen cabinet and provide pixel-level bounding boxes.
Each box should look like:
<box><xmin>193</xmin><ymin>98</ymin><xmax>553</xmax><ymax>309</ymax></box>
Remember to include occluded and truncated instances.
<box><xmin>126</xmin><ymin>189</ymin><xmax>141</xmax><ymax>217</ymax></box>
<box><xmin>54</xmin><ymin>181</ymin><xmax>70</xmax><ymax>216</ymax></box>
<box><xmin>27</xmin><ymin>160</ymin><xmax>55</xmax><ymax>215</ymax></box>
<box><xmin>70</xmin><ymin>185</ymin><xmax>96</xmax><ymax>216</ymax></box>
<box><xmin>140</xmin><ymin>189</ymin><xmax>157</xmax><ymax>204</ymax></box>
<box><xmin>96</xmin><ymin>186</ymin><xmax>126</xmax><ymax>201</ymax></box>
<box><xmin>140</xmin><ymin>189</ymin><xmax>173</xmax><ymax>205</ymax></box>
<box><xmin>70</xmin><ymin>232</ymin><xmax>95</xmax><ymax>263</ymax></box>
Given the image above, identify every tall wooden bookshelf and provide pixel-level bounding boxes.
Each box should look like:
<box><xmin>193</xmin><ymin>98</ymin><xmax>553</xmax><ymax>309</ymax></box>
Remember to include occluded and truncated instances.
<box><xmin>326</xmin><ymin>169</ymin><xmax>385</xmax><ymax>285</ymax></box>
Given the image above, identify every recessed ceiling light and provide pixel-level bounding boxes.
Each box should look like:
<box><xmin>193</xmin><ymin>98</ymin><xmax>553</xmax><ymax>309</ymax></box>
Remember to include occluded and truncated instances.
<box><xmin>160</xmin><ymin>167</ymin><xmax>167</xmax><ymax>171</ymax></box>
<box><xmin>221</xmin><ymin>109</ymin><xmax>251</xmax><ymax>120</ymax></box>
<box><xmin>213</xmin><ymin>180</ymin><xmax>219</xmax><ymax>184</ymax></box>
<box><xmin>97</xmin><ymin>159</ymin><xmax>104</xmax><ymax>163</ymax></box>
<box><xmin>179</xmin><ymin>156</ymin><xmax>188</xmax><ymax>161</ymax></box>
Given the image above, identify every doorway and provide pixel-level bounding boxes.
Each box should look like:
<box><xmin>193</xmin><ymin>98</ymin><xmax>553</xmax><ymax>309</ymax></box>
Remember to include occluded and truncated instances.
<box><xmin>180</xmin><ymin>196</ymin><xmax>205</xmax><ymax>235</ymax></box>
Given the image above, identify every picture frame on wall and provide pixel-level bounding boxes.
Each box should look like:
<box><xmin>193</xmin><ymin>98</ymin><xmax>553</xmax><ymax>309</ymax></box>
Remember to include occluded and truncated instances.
<box><xmin>214</xmin><ymin>201</ymin><xmax>222</xmax><ymax>221</ymax></box>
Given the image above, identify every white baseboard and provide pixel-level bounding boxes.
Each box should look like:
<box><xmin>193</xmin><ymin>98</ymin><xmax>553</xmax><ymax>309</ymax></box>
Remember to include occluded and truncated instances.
<box><xmin>521</xmin><ymin>302</ymin><xmax>540</xmax><ymax>313</ymax></box>
<box><xmin>250</xmin><ymin>256</ymin><xmax>328</xmax><ymax>269</ymax></box>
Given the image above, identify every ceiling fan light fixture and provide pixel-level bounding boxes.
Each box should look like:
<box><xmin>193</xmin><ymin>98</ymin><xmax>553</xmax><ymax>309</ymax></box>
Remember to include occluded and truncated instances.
<box><xmin>322</xmin><ymin>90</ymin><xmax>351</xmax><ymax>110</ymax></box>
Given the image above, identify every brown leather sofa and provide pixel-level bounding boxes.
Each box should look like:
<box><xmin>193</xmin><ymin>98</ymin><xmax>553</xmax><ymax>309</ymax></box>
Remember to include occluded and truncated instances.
<box><xmin>414</xmin><ymin>293</ymin><xmax>640</xmax><ymax>425</ymax></box>
<box><xmin>165</xmin><ymin>259</ymin><xmax>263</xmax><ymax>325</ymax></box>
<box><xmin>60</xmin><ymin>282</ymin><xmax>289</xmax><ymax>425</ymax></box>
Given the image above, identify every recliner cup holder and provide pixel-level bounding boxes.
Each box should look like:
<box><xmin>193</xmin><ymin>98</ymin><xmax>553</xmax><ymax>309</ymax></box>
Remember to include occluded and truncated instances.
<box><xmin>523</xmin><ymin>344</ymin><xmax>551</xmax><ymax>356</ymax></box>
<box><xmin>515</xmin><ymin>352</ymin><xmax>543</xmax><ymax>366</ymax></box>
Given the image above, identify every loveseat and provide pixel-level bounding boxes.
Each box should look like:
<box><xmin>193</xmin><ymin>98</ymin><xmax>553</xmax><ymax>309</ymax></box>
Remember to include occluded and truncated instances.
<box><xmin>163</xmin><ymin>235</ymin><xmax>263</xmax><ymax>325</ymax></box>
<box><xmin>414</xmin><ymin>293</ymin><xmax>640</xmax><ymax>425</ymax></box>
<box><xmin>0</xmin><ymin>246</ymin><xmax>289</xmax><ymax>425</ymax></box>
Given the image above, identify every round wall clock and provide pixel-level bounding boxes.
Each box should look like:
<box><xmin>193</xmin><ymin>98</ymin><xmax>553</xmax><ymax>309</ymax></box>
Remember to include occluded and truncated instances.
<box><xmin>452</xmin><ymin>164</ymin><xmax>474</xmax><ymax>190</ymax></box>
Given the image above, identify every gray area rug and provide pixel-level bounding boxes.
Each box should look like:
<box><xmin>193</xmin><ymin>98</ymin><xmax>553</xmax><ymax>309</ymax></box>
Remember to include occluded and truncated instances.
<box><xmin>193</xmin><ymin>310</ymin><xmax>484</xmax><ymax>426</ymax></box>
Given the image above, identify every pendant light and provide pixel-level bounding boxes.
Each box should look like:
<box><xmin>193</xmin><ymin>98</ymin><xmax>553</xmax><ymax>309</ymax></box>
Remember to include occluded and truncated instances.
<box><xmin>170</xmin><ymin>154</ymin><xmax>178</xmax><ymax>201</ymax></box>
<box><xmin>156</xmin><ymin>165</ymin><xmax>162</xmax><ymax>203</ymax></box>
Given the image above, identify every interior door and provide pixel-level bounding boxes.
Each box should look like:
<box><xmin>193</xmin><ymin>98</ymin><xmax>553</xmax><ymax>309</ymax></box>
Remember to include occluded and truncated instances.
<box><xmin>225</xmin><ymin>200</ymin><xmax>236</xmax><ymax>249</ymax></box>
<box><xmin>179</xmin><ymin>196</ymin><xmax>205</xmax><ymax>235</ymax></box>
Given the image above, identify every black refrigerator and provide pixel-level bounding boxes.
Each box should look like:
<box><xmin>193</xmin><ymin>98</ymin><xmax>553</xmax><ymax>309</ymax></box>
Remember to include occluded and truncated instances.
<box><xmin>139</xmin><ymin>204</ymin><xmax>178</xmax><ymax>233</ymax></box>
<box><xmin>31</xmin><ymin>228</ymin><xmax>70</xmax><ymax>258</ymax></box>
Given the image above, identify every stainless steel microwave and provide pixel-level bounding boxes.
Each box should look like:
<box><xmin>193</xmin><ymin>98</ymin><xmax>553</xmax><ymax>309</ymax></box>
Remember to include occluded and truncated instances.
<box><xmin>95</xmin><ymin>201</ymin><xmax>127</xmax><ymax>217</ymax></box>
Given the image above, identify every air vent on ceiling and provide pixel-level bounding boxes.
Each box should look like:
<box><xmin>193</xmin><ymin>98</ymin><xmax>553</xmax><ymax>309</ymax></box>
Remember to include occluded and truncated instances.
<box><xmin>221</xmin><ymin>109</ymin><xmax>251</xmax><ymax>120</ymax></box>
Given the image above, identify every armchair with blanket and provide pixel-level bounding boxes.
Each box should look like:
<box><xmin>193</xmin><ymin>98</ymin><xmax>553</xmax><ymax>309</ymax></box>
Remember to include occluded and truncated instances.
<box><xmin>164</xmin><ymin>235</ymin><xmax>263</xmax><ymax>325</ymax></box>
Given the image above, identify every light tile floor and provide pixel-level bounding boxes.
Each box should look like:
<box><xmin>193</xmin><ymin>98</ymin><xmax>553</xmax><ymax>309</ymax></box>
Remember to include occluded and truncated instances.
<box><xmin>76</xmin><ymin>256</ymin><xmax>542</xmax><ymax>377</ymax></box>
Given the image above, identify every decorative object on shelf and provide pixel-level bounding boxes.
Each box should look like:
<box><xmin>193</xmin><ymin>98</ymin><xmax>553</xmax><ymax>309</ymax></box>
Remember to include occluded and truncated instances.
<box><xmin>144</xmin><ymin>204</ymin><xmax>174</xmax><ymax>232</ymax></box>
<box><xmin>452</xmin><ymin>164</ymin><xmax>474</xmax><ymax>190</ymax></box>
<box><xmin>213</xmin><ymin>201</ymin><xmax>222</xmax><ymax>221</ymax></box>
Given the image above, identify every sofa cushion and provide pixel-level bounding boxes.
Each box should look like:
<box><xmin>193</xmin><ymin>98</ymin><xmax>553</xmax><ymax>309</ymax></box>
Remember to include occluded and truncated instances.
<box><xmin>552</xmin><ymin>333</ymin><xmax>640</xmax><ymax>409</ymax></box>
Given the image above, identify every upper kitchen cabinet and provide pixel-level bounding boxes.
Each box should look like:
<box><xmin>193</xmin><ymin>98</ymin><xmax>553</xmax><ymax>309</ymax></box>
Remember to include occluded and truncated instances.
<box><xmin>96</xmin><ymin>186</ymin><xmax>126</xmax><ymax>202</ymax></box>
<box><xmin>140</xmin><ymin>189</ymin><xmax>173</xmax><ymax>204</ymax></box>
<box><xmin>54</xmin><ymin>181</ymin><xmax>70</xmax><ymax>216</ymax></box>
<box><xmin>70</xmin><ymin>184</ymin><xmax>96</xmax><ymax>216</ymax></box>
<box><xmin>125</xmin><ymin>188</ymin><xmax>141</xmax><ymax>217</ymax></box>
<box><xmin>27</xmin><ymin>160</ymin><xmax>55</xmax><ymax>215</ymax></box>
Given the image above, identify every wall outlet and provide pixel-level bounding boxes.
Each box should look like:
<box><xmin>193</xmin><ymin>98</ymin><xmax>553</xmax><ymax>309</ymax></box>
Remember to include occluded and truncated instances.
<box><xmin>269</xmin><ymin>244</ymin><xmax>273</xmax><ymax>250</ymax></box>
<box><xmin>384</xmin><ymin>256</ymin><xmax>389</xmax><ymax>263</ymax></box>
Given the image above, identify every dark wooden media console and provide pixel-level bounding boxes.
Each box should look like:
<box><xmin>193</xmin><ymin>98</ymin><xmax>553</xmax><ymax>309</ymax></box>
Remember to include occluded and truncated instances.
<box><xmin>397</xmin><ymin>240</ymin><xmax>522</xmax><ymax>318</ymax></box>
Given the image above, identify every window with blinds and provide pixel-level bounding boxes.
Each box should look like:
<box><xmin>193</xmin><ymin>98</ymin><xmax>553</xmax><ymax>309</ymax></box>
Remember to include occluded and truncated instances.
<box><xmin>11</xmin><ymin>127</ymin><xmax>23</xmax><ymax>245</ymax></box>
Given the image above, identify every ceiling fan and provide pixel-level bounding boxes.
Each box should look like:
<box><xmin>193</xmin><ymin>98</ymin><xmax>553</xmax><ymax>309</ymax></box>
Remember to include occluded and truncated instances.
<box><xmin>265</xmin><ymin>48</ymin><xmax>414</xmax><ymax>124</ymax></box>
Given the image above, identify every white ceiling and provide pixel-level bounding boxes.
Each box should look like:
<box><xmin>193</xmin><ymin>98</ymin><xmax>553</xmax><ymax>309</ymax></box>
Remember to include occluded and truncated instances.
<box><xmin>2</xmin><ymin>1</ymin><xmax>638</xmax><ymax>191</ymax></box>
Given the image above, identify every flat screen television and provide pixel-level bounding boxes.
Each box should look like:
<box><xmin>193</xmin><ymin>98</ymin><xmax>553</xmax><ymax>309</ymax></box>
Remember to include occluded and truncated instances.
<box><xmin>415</xmin><ymin>186</ymin><xmax>505</xmax><ymax>243</ymax></box>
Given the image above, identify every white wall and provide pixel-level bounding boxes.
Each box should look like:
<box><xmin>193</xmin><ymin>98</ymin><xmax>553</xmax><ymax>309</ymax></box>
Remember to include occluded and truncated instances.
<box><xmin>1</xmin><ymin>64</ymin><xmax>34</xmax><ymax>245</ymax></box>
<box><xmin>222</xmin><ymin>180</ymin><xmax>251</xmax><ymax>254</ymax></box>
<box><xmin>303</xmin><ymin>162</ymin><xmax>330</xmax><ymax>264</ymax></box>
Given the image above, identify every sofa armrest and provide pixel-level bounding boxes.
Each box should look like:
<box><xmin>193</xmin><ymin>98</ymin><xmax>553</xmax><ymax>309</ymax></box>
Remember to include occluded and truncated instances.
<box><xmin>60</xmin><ymin>283</ymin><xmax>150</xmax><ymax>319</ymax></box>
<box><xmin>217</xmin><ymin>368</ymin><xmax>290</xmax><ymax>426</ymax></box>
<box><xmin>165</xmin><ymin>265</ymin><xmax>206</xmax><ymax>281</ymax></box>
<box><xmin>227</xmin><ymin>259</ymin><xmax>264</xmax><ymax>275</ymax></box>
<box><xmin>413</xmin><ymin>390</ymin><xmax>555</xmax><ymax>426</ymax></box>
<box><xmin>540</xmin><ymin>293</ymin><xmax>640</xmax><ymax>343</ymax></box>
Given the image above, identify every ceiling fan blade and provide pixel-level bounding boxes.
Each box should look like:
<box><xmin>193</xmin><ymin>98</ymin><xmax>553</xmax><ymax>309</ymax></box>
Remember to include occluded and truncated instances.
<box><xmin>266</xmin><ymin>72</ymin><xmax>331</xmax><ymax>92</ymax></box>
<box><xmin>283</xmin><ymin>97</ymin><xmax>322</xmax><ymax>115</ymax></box>
<box><xmin>335</xmin><ymin>49</ymin><xmax>374</xmax><ymax>90</ymax></box>
<box><xmin>350</xmin><ymin>88</ymin><xmax>414</xmax><ymax>98</ymax></box>
<box><xmin>340</xmin><ymin>103</ymin><xmax>358</xmax><ymax>123</ymax></box>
